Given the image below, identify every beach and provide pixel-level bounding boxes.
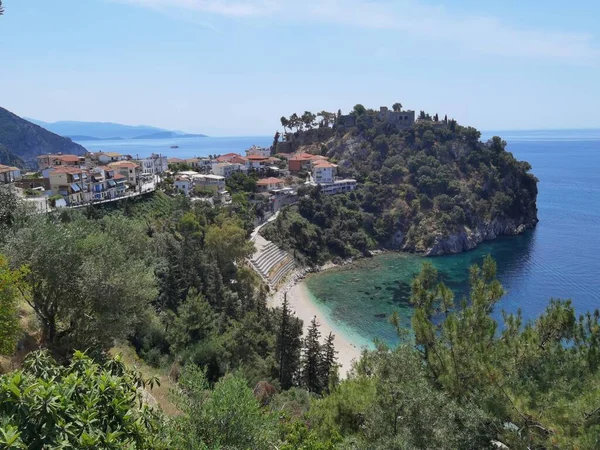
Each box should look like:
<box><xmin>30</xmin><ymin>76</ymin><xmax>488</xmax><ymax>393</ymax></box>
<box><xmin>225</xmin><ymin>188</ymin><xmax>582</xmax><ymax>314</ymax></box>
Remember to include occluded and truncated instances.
<box><xmin>269</xmin><ymin>274</ymin><xmax>365</xmax><ymax>378</ymax></box>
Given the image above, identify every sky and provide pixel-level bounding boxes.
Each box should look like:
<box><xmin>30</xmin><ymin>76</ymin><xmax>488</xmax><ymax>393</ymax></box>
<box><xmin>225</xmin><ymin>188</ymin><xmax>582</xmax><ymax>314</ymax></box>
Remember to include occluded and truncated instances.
<box><xmin>0</xmin><ymin>0</ymin><xmax>598</xmax><ymax>136</ymax></box>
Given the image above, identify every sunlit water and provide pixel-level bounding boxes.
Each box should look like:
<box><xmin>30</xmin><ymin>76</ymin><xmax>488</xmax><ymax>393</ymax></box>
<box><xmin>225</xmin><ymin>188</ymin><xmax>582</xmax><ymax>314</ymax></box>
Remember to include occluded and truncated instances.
<box><xmin>75</xmin><ymin>136</ymin><xmax>273</xmax><ymax>160</ymax></box>
<box><xmin>305</xmin><ymin>129</ymin><xmax>600</xmax><ymax>348</ymax></box>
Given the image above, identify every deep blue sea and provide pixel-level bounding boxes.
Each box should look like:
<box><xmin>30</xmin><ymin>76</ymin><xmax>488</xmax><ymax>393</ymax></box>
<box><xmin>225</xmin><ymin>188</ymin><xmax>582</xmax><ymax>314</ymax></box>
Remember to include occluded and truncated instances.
<box><xmin>303</xmin><ymin>129</ymin><xmax>600</xmax><ymax>348</ymax></box>
<box><xmin>74</xmin><ymin>136</ymin><xmax>273</xmax><ymax>160</ymax></box>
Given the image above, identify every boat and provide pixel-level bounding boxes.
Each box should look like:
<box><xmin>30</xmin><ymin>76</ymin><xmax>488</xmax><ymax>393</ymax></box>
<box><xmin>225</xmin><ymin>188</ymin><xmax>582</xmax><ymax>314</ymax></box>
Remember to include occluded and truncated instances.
<box><xmin>170</xmin><ymin>145</ymin><xmax>179</xmax><ymax>149</ymax></box>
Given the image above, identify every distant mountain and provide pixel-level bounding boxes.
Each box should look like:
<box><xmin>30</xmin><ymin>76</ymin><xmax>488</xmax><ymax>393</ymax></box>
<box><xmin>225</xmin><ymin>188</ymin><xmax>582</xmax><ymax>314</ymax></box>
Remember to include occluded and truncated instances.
<box><xmin>27</xmin><ymin>119</ymin><xmax>206</xmax><ymax>140</ymax></box>
<box><xmin>132</xmin><ymin>131</ymin><xmax>207</xmax><ymax>140</ymax></box>
<box><xmin>66</xmin><ymin>135</ymin><xmax>124</xmax><ymax>141</ymax></box>
<box><xmin>0</xmin><ymin>107</ymin><xmax>87</xmax><ymax>168</ymax></box>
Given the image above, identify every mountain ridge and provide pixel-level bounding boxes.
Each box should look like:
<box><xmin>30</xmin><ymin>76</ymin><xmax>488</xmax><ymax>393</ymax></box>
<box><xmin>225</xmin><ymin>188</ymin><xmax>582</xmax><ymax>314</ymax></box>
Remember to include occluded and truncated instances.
<box><xmin>0</xmin><ymin>107</ymin><xmax>87</xmax><ymax>168</ymax></box>
<box><xmin>27</xmin><ymin>118</ymin><xmax>206</xmax><ymax>140</ymax></box>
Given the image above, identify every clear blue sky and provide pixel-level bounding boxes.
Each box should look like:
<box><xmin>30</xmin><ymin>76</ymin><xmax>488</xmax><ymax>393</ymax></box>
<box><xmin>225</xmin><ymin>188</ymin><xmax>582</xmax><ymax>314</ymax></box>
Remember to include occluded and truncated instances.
<box><xmin>0</xmin><ymin>0</ymin><xmax>598</xmax><ymax>136</ymax></box>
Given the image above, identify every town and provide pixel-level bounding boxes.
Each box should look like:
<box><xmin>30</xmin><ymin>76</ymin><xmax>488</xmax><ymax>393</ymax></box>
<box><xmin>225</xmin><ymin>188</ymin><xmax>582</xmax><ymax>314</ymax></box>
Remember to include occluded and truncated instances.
<box><xmin>0</xmin><ymin>143</ymin><xmax>357</xmax><ymax>214</ymax></box>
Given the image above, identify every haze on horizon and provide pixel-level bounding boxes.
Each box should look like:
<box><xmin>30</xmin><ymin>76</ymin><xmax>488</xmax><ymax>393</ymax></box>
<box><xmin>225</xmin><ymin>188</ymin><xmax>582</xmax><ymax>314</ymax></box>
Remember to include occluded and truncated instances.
<box><xmin>0</xmin><ymin>0</ymin><xmax>598</xmax><ymax>136</ymax></box>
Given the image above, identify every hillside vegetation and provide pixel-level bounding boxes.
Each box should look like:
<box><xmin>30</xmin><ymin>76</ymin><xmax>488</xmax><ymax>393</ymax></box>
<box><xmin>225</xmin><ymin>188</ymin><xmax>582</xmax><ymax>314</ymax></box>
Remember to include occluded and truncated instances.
<box><xmin>264</xmin><ymin>106</ymin><xmax>538</xmax><ymax>262</ymax></box>
<box><xmin>0</xmin><ymin>106</ymin><xmax>86</xmax><ymax>167</ymax></box>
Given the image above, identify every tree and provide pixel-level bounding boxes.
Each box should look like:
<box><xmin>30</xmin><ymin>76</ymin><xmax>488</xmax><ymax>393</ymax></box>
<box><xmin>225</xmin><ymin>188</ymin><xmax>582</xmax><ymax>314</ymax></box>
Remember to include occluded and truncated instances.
<box><xmin>434</xmin><ymin>113</ymin><xmax>439</xmax><ymax>122</ymax></box>
<box><xmin>280</xmin><ymin>116</ymin><xmax>289</xmax><ymax>133</ymax></box>
<box><xmin>301</xmin><ymin>316</ymin><xmax>323</xmax><ymax>393</ymax></box>
<box><xmin>352</xmin><ymin>104</ymin><xmax>367</xmax><ymax>116</ymax></box>
<box><xmin>0</xmin><ymin>255</ymin><xmax>26</xmax><ymax>355</ymax></box>
<box><xmin>205</xmin><ymin>217</ymin><xmax>255</xmax><ymax>277</ymax></box>
<box><xmin>172</xmin><ymin>366</ymin><xmax>276</xmax><ymax>448</ymax></box>
<box><xmin>0</xmin><ymin>1</ymin><xmax>4</xmax><ymax>15</ymax></box>
<box><xmin>320</xmin><ymin>332</ymin><xmax>338</xmax><ymax>394</ymax></box>
<box><xmin>276</xmin><ymin>294</ymin><xmax>303</xmax><ymax>389</ymax></box>
<box><xmin>302</xmin><ymin>111</ymin><xmax>317</xmax><ymax>130</ymax></box>
<box><xmin>392</xmin><ymin>102</ymin><xmax>402</xmax><ymax>112</ymax></box>
<box><xmin>6</xmin><ymin>218</ymin><xmax>156</xmax><ymax>358</ymax></box>
<box><xmin>317</xmin><ymin>111</ymin><xmax>335</xmax><ymax>127</ymax></box>
<box><xmin>0</xmin><ymin>350</ymin><xmax>169</xmax><ymax>449</ymax></box>
<box><xmin>289</xmin><ymin>113</ymin><xmax>301</xmax><ymax>132</ymax></box>
<box><xmin>272</xmin><ymin>130</ymin><xmax>280</xmax><ymax>151</ymax></box>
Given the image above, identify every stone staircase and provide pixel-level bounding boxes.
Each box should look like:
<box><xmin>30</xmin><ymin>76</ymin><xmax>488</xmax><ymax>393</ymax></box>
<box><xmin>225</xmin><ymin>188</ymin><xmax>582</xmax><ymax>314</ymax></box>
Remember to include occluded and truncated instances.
<box><xmin>250</xmin><ymin>234</ymin><xmax>297</xmax><ymax>288</ymax></box>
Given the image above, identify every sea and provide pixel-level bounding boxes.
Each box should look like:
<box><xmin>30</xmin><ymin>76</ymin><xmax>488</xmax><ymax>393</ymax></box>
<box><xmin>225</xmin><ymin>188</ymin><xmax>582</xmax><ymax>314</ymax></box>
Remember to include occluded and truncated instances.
<box><xmin>76</xmin><ymin>130</ymin><xmax>600</xmax><ymax>349</ymax></box>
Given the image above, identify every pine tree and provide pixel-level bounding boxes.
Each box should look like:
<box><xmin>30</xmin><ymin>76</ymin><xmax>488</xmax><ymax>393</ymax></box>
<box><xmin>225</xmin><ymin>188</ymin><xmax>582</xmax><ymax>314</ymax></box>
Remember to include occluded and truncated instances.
<box><xmin>276</xmin><ymin>294</ymin><xmax>302</xmax><ymax>389</ymax></box>
<box><xmin>301</xmin><ymin>316</ymin><xmax>323</xmax><ymax>393</ymax></box>
<box><xmin>320</xmin><ymin>332</ymin><xmax>338</xmax><ymax>394</ymax></box>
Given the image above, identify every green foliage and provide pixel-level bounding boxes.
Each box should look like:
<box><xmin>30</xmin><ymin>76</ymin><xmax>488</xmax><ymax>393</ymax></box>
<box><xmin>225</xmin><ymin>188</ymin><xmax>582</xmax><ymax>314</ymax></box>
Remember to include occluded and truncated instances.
<box><xmin>268</xmin><ymin>116</ymin><xmax>538</xmax><ymax>258</ymax></box>
<box><xmin>0</xmin><ymin>255</ymin><xmax>26</xmax><ymax>355</ymax></box>
<box><xmin>0</xmin><ymin>350</ymin><xmax>169</xmax><ymax>449</ymax></box>
<box><xmin>5</xmin><ymin>215</ymin><xmax>156</xmax><ymax>359</ymax></box>
<box><xmin>276</xmin><ymin>294</ymin><xmax>303</xmax><ymax>389</ymax></box>
<box><xmin>226</xmin><ymin>171</ymin><xmax>258</xmax><ymax>194</ymax></box>
<box><xmin>171</xmin><ymin>365</ymin><xmax>277</xmax><ymax>449</ymax></box>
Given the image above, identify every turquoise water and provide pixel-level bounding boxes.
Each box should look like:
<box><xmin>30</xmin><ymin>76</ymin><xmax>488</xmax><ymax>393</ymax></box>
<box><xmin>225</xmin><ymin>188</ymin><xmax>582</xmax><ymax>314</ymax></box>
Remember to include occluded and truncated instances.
<box><xmin>305</xmin><ymin>129</ymin><xmax>600</xmax><ymax>348</ymax></box>
<box><xmin>75</xmin><ymin>136</ymin><xmax>273</xmax><ymax>159</ymax></box>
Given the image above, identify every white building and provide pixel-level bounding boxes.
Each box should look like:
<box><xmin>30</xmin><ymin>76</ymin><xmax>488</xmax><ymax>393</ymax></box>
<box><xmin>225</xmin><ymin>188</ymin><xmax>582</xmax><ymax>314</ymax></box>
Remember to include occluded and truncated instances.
<box><xmin>211</xmin><ymin>162</ymin><xmax>246</xmax><ymax>178</ymax></box>
<box><xmin>245</xmin><ymin>145</ymin><xmax>271</xmax><ymax>158</ymax></box>
<box><xmin>312</xmin><ymin>160</ymin><xmax>336</xmax><ymax>184</ymax></box>
<box><xmin>140</xmin><ymin>154</ymin><xmax>168</xmax><ymax>177</ymax></box>
<box><xmin>0</xmin><ymin>165</ymin><xmax>22</xmax><ymax>184</ymax></box>
<box><xmin>319</xmin><ymin>179</ymin><xmax>357</xmax><ymax>195</ymax></box>
<box><xmin>174</xmin><ymin>176</ymin><xmax>191</xmax><ymax>196</ymax></box>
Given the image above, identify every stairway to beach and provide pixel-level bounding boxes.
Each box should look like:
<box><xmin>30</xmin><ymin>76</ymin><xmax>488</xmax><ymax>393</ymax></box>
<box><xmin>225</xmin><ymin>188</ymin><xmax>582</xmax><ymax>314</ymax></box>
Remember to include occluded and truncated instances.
<box><xmin>250</xmin><ymin>234</ymin><xmax>297</xmax><ymax>289</ymax></box>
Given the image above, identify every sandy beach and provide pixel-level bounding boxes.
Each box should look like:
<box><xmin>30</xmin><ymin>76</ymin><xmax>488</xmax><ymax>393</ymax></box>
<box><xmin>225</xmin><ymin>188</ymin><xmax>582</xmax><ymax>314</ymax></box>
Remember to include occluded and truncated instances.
<box><xmin>269</xmin><ymin>274</ymin><xmax>365</xmax><ymax>378</ymax></box>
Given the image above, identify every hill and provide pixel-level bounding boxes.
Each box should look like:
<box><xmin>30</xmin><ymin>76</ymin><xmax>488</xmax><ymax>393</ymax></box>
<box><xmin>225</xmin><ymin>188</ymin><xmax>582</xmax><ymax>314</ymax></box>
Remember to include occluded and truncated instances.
<box><xmin>27</xmin><ymin>119</ymin><xmax>206</xmax><ymax>140</ymax></box>
<box><xmin>0</xmin><ymin>107</ymin><xmax>87</xmax><ymax>167</ymax></box>
<box><xmin>65</xmin><ymin>135</ymin><xmax>123</xmax><ymax>141</ymax></box>
<box><xmin>132</xmin><ymin>131</ymin><xmax>207</xmax><ymax>140</ymax></box>
<box><xmin>263</xmin><ymin>106</ymin><xmax>538</xmax><ymax>261</ymax></box>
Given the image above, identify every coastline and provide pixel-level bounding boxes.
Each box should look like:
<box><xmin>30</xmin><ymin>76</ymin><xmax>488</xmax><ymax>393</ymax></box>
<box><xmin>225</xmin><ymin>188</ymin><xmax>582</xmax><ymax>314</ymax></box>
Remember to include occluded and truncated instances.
<box><xmin>268</xmin><ymin>268</ymin><xmax>366</xmax><ymax>378</ymax></box>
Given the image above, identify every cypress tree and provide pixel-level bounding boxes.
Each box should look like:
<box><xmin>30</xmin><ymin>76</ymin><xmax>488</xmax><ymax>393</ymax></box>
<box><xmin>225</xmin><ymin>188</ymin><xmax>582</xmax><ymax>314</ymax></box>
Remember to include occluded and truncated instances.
<box><xmin>276</xmin><ymin>294</ymin><xmax>302</xmax><ymax>389</ymax></box>
<box><xmin>301</xmin><ymin>316</ymin><xmax>323</xmax><ymax>393</ymax></box>
<box><xmin>320</xmin><ymin>332</ymin><xmax>338</xmax><ymax>394</ymax></box>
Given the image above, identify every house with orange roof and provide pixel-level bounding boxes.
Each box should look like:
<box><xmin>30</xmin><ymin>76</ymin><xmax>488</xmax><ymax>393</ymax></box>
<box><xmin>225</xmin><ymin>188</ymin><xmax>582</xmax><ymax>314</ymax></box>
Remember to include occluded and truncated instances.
<box><xmin>216</xmin><ymin>153</ymin><xmax>241</xmax><ymax>163</ymax></box>
<box><xmin>0</xmin><ymin>164</ymin><xmax>22</xmax><ymax>184</ymax></box>
<box><xmin>288</xmin><ymin>152</ymin><xmax>328</xmax><ymax>173</ymax></box>
<box><xmin>108</xmin><ymin>161</ymin><xmax>141</xmax><ymax>186</ymax></box>
<box><xmin>256</xmin><ymin>177</ymin><xmax>285</xmax><ymax>192</ymax></box>
<box><xmin>312</xmin><ymin>159</ymin><xmax>337</xmax><ymax>184</ymax></box>
<box><xmin>245</xmin><ymin>145</ymin><xmax>271</xmax><ymax>158</ymax></box>
<box><xmin>37</xmin><ymin>153</ymin><xmax>84</xmax><ymax>171</ymax></box>
<box><xmin>47</xmin><ymin>166</ymin><xmax>89</xmax><ymax>205</ymax></box>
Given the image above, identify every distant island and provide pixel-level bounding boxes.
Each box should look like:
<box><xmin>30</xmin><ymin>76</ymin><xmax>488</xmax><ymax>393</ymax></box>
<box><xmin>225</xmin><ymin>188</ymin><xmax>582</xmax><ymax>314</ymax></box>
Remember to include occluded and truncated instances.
<box><xmin>26</xmin><ymin>118</ymin><xmax>207</xmax><ymax>140</ymax></box>
<box><xmin>263</xmin><ymin>104</ymin><xmax>538</xmax><ymax>259</ymax></box>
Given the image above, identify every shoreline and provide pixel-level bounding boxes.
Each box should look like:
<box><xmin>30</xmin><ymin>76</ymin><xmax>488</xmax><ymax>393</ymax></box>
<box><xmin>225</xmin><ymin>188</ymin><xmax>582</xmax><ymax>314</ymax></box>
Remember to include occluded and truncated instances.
<box><xmin>268</xmin><ymin>268</ymin><xmax>366</xmax><ymax>378</ymax></box>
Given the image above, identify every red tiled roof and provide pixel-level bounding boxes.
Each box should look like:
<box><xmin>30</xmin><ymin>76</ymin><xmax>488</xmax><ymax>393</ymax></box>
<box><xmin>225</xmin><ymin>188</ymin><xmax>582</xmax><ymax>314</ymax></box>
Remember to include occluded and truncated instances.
<box><xmin>113</xmin><ymin>173</ymin><xmax>126</xmax><ymax>180</ymax></box>
<box><xmin>168</xmin><ymin>158</ymin><xmax>185</xmax><ymax>163</ymax></box>
<box><xmin>289</xmin><ymin>152</ymin><xmax>326</xmax><ymax>162</ymax></box>
<box><xmin>56</xmin><ymin>155</ymin><xmax>81</xmax><ymax>162</ymax></box>
<box><xmin>48</xmin><ymin>166</ymin><xmax>84</xmax><ymax>174</ymax></box>
<box><xmin>0</xmin><ymin>165</ymin><xmax>20</xmax><ymax>173</ymax></box>
<box><xmin>216</xmin><ymin>153</ymin><xmax>241</xmax><ymax>162</ymax></box>
<box><xmin>246</xmin><ymin>155</ymin><xmax>268</xmax><ymax>161</ymax></box>
<box><xmin>312</xmin><ymin>160</ymin><xmax>336</xmax><ymax>168</ymax></box>
<box><xmin>230</xmin><ymin>155</ymin><xmax>248</xmax><ymax>164</ymax></box>
<box><xmin>257</xmin><ymin>177</ymin><xmax>284</xmax><ymax>185</ymax></box>
<box><xmin>109</xmin><ymin>161</ymin><xmax>139</xmax><ymax>169</ymax></box>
